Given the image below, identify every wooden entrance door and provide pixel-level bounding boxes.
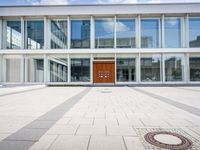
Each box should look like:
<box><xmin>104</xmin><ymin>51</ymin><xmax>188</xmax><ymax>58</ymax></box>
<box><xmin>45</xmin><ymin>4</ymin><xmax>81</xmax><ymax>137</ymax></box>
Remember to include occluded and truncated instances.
<box><xmin>93</xmin><ymin>61</ymin><xmax>115</xmax><ymax>83</ymax></box>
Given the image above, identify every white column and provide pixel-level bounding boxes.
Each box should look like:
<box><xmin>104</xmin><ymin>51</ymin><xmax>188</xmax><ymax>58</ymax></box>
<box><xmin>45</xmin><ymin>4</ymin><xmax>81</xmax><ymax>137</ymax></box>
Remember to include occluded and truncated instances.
<box><xmin>137</xmin><ymin>53</ymin><xmax>141</xmax><ymax>83</ymax></box>
<box><xmin>185</xmin><ymin>14</ymin><xmax>189</xmax><ymax>48</ymax></box>
<box><xmin>68</xmin><ymin>54</ymin><xmax>70</xmax><ymax>83</ymax></box>
<box><xmin>185</xmin><ymin>53</ymin><xmax>190</xmax><ymax>83</ymax></box>
<box><xmin>0</xmin><ymin>19</ymin><xmax>2</xmax><ymax>49</ymax></box>
<box><xmin>114</xmin><ymin>16</ymin><xmax>117</xmax><ymax>49</ymax></box>
<box><xmin>90</xmin><ymin>54</ymin><xmax>93</xmax><ymax>84</ymax></box>
<box><xmin>136</xmin><ymin>15</ymin><xmax>141</xmax><ymax>48</ymax></box>
<box><xmin>21</xmin><ymin>55</ymin><xmax>25</xmax><ymax>83</ymax></box>
<box><xmin>2</xmin><ymin>56</ymin><xmax>6</xmax><ymax>82</ymax></box>
<box><xmin>21</xmin><ymin>17</ymin><xmax>25</xmax><ymax>49</ymax></box>
<box><xmin>90</xmin><ymin>16</ymin><xmax>95</xmax><ymax>49</ymax></box>
<box><xmin>161</xmin><ymin>14</ymin><xmax>165</xmax><ymax>48</ymax></box>
<box><xmin>44</xmin><ymin>16</ymin><xmax>47</xmax><ymax>49</ymax></box>
<box><xmin>115</xmin><ymin>53</ymin><xmax>117</xmax><ymax>84</ymax></box>
<box><xmin>24</xmin><ymin>55</ymin><xmax>28</xmax><ymax>82</ymax></box>
<box><xmin>0</xmin><ymin>55</ymin><xmax>2</xmax><ymax>83</ymax></box>
<box><xmin>162</xmin><ymin>53</ymin><xmax>165</xmax><ymax>83</ymax></box>
<box><xmin>45</xmin><ymin>16</ymin><xmax>50</xmax><ymax>49</ymax></box>
<box><xmin>67</xmin><ymin>16</ymin><xmax>70</xmax><ymax>49</ymax></box>
<box><xmin>44</xmin><ymin>54</ymin><xmax>48</xmax><ymax>84</ymax></box>
<box><xmin>2</xmin><ymin>19</ymin><xmax>7</xmax><ymax>49</ymax></box>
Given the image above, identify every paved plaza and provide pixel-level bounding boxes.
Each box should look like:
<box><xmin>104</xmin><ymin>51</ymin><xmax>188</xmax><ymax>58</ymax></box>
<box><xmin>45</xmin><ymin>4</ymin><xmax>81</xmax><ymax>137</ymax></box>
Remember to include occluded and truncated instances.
<box><xmin>0</xmin><ymin>86</ymin><xmax>200</xmax><ymax>149</ymax></box>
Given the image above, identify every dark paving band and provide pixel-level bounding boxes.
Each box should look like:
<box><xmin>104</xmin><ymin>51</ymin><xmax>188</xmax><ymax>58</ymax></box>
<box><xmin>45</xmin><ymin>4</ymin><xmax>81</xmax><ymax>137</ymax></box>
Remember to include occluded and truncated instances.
<box><xmin>144</xmin><ymin>131</ymin><xmax>192</xmax><ymax>150</ymax></box>
<box><xmin>0</xmin><ymin>87</ymin><xmax>91</xmax><ymax>150</ymax></box>
<box><xmin>131</xmin><ymin>87</ymin><xmax>200</xmax><ymax>117</ymax></box>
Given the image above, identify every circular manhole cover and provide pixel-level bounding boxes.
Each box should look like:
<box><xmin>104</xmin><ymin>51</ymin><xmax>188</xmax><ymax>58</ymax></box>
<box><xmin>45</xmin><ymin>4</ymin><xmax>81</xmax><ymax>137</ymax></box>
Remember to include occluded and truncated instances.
<box><xmin>144</xmin><ymin>131</ymin><xmax>192</xmax><ymax>150</ymax></box>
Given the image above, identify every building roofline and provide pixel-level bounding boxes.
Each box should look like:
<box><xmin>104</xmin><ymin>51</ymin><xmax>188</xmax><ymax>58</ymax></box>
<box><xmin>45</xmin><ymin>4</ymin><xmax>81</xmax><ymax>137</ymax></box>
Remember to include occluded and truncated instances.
<box><xmin>0</xmin><ymin>2</ymin><xmax>200</xmax><ymax>8</ymax></box>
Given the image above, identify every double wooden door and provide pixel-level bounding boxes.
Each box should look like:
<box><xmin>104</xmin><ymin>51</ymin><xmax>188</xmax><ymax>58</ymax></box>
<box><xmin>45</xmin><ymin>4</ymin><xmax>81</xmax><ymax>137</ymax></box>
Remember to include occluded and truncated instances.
<box><xmin>93</xmin><ymin>61</ymin><xmax>115</xmax><ymax>83</ymax></box>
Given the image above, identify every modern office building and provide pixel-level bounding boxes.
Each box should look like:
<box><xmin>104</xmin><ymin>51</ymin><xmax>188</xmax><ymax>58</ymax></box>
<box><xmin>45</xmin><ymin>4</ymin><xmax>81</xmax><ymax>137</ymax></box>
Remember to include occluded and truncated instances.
<box><xmin>0</xmin><ymin>3</ymin><xmax>200</xmax><ymax>85</ymax></box>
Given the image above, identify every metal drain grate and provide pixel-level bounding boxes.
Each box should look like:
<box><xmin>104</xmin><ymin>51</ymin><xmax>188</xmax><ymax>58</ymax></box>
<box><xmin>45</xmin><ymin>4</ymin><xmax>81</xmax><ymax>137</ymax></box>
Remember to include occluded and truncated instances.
<box><xmin>144</xmin><ymin>131</ymin><xmax>192</xmax><ymax>150</ymax></box>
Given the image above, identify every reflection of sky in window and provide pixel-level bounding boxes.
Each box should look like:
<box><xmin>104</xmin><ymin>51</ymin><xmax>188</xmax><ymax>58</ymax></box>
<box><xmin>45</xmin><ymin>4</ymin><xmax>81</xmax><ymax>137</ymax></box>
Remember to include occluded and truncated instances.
<box><xmin>71</xmin><ymin>20</ymin><xmax>90</xmax><ymax>40</ymax></box>
<box><xmin>141</xmin><ymin>19</ymin><xmax>159</xmax><ymax>48</ymax></box>
<box><xmin>164</xmin><ymin>18</ymin><xmax>182</xmax><ymax>48</ymax></box>
<box><xmin>95</xmin><ymin>19</ymin><xmax>114</xmax><ymax>39</ymax></box>
<box><xmin>26</xmin><ymin>21</ymin><xmax>44</xmax><ymax>49</ymax></box>
<box><xmin>116</xmin><ymin>19</ymin><xmax>135</xmax><ymax>38</ymax></box>
<box><xmin>7</xmin><ymin>21</ymin><xmax>21</xmax><ymax>49</ymax></box>
<box><xmin>189</xmin><ymin>18</ymin><xmax>200</xmax><ymax>41</ymax></box>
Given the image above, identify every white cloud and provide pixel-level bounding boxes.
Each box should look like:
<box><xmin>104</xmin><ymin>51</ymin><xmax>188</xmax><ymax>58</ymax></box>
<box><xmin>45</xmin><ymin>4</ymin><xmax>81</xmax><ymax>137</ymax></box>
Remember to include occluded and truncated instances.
<box><xmin>116</xmin><ymin>22</ymin><xmax>130</xmax><ymax>32</ymax></box>
<box><xmin>102</xmin><ymin>19</ymin><xmax>114</xmax><ymax>33</ymax></box>
<box><xmin>28</xmin><ymin>0</ymin><xmax>68</xmax><ymax>5</ymax></box>
<box><xmin>97</xmin><ymin>0</ymin><xmax>200</xmax><ymax>4</ymax></box>
<box><xmin>98</xmin><ymin>0</ymin><xmax>138</xmax><ymax>4</ymax></box>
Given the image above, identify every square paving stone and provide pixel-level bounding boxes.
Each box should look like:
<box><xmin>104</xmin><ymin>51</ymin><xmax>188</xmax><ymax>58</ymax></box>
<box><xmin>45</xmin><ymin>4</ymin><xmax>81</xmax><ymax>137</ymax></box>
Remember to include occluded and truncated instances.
<box><xmin>107</xmin><ymin>125</ymin><xmax>137</xmax><ymax>136</ymax></box>
<box><xmin>88</xmin><ymin>136</ymin><xmax>126</xmax><ymax>150</ymax></box>
<box><xmin>47</xmin><ymin>125</ymin><xmax>78</xmax><ymax>135</ymax></box>
<box><xmin>124</xmin><ymin>136</ymin><xmax>145</xmax><ymax>150</ymax></box>
<box><xmin>49</xmin><ymin>135</ymin><xmax>89</xmax><ymax>150</ymax></box>
<box><xmin>76</xmin><ymin>125</ymin><xmax>105</xmax><ymax>136</ymax></box>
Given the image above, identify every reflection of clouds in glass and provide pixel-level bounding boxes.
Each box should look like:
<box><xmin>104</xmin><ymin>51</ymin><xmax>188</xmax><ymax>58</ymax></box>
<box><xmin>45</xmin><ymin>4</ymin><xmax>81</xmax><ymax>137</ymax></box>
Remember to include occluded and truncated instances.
<box><xmin>116</xmin><ymin>22</ymin><xmax>131</xmax><ymax>32</ymax></box>
<box><xmin>101</xmin><ymin>20</ymin><xmax>131</xmax><ymax>33</ymax></box>
<box><xmin>102</xmin><ymin>20</ymin><xmax>114</xmax><ymax>33</ymax></box>
<box><xmin>166</xmin><ymin>18</ymin><xmax>178</xmax><ymax>26</ymax></box>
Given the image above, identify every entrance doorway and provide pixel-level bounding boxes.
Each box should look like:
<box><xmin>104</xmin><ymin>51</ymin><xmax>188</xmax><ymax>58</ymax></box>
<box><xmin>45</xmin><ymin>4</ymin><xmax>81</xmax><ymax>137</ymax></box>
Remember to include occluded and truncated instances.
<box><xmin>93</xmin><ymin>61</ymin><xmax>115</xmax><ymax>84</ymax></box>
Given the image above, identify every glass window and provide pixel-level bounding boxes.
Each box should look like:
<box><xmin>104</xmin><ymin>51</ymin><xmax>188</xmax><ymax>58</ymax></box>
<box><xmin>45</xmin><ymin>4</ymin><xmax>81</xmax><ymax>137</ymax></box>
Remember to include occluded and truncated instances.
<box><xmin>5</xmin><ymin>56</ymin><xmax>21</xmax><ymax>82</ymax></box>
<box><xmin>25</xmin><ymin>20</ymin><xmax>44</xmax><ymax>49</ymax></box>
<box><xmin>116</xmin><ymin>19</ymin><xmax>136</xmax><ymax>48</ymax></box>
<box><xmin>51</xmin><ymin>20</ymin><xmax>68</xmax><ymax>49</ymax></box>
<box><xmin>95</xmin><ymin>18</ymin><xmax>114</xmax><ymax>48</ymax></box>
<box><xmin>165</xmin><ymin>55</ymin><xmax>184</xmax><ymax>82</ymax></box>
<box><xmin>190</xmin><ymin>57</ymin><xmax>200</xmax><ymax>81</ymax></box>
<box><xmin>71</xmin><ymin>58</ymin><xmax>90</xmax><ymax>82</ymax></box>
<box><xmin>141</xmin><ymin>19</ymin><xmax>160</xmax><ymax>48</ymax></box>
<box><xmin>164</xmin><ymin>17</ymin><xmax>183</xmax><ymax>48</ymax></box>
<box><xmin>25</xmin><ymin>55</ymin><xmax>44</xmax><ymax>82</ymax></box>
<box><xmin>71</xmin><ymin>20</ymin><xmax>90</xmax><ymax>48</ymax></box>
<box><xmin>117</xmin><ymin>58</ymin><xmax>136</xmax><ymax>82</ymax></box>
<box><xmin>48</xmin><ymin>55</ymin><xmax>68</xmax><ymax>82</ymax></box>
<box><xmin>189</xmin><ymin>18</ymin><xmax>200</xmax><ymax>47</ymax></box>
<box><xmin>141</xmin><ymin>54</ymin><xmax>161</xmax><ymax>82</ymax></box>
<box><xmin>6</xmin><ymin>21</ymin><xmax>21</xmax><ymax>49</ymax></box>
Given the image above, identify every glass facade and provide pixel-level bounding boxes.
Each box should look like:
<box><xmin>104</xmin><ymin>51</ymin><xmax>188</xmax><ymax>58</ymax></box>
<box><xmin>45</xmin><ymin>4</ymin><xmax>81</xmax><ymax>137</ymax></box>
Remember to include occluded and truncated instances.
<box><xmin>164</xmin><ymin>17</ymin><xmax>183</xmax><ymax>48</ymax></box>
<box><xmin>71</xmin><ymin>58</ymin><xmax>90</xmax><ymax>82</ymax></box>
<box><xmin>141</xmin><ymin>54</ymin><xmax>161</xmax><ymax>82</ymax></box>
<box><xmin>1</xmin><ymin>16</ymin><xmax>200</xmax><ymax>50</ymax></box>
<box><xmin>141</xmin><ymin>19</ymin><xmax>160</xmax><ymax>48</ymax></box>
<box><xmin>116</xmin><ymin>18</ymin><xmax>136</xmax><ymax>48</ymax></box>
<box><xmin>6</xmin><ymin>21</ymin><xmax>21</xmax><ymax>49</ymax></box>
<box><xmin>51</xmin><ymin>20</ymin><xmax>68</xmax><ymax>49</ymax></box>
<box><xmin>25</xmin><ymin>20</ymin><xmax>44</xmax><ymax>49</ymax></box>
<box><xmin>95</xmin><ymin>18</ymin><xmax>114</xmax><ymax>48</ymax></box>
<box><xmin>165</xmin><ymin>55</ymin><xmax>184</xmax><ymax>82</ymax></box>
<box><xmin>1</xmin><ymin>15</ymin><xmax>200</xmax><ymax>84</ymax></box>
<box><xmin>190</xmin><ymin>57</ymin><xmax>200</xmax><ymax>81</ymax></box>
<box><xmin>71</xmin><ymin>20</ymin><xmax>90</xmax><ymax>48</ymax></box>
<box><xmin>48</xmin><ymin>55</ymin><xmax>68</xmax><ymax>82</ymax></box>
<box><xmin>25</xmin><ymin>55</ymin><xmax>44</xmax><ymax>82</ymax></box>
<box><xmin>117</xmin><ymin>58</ymin><xmax>136</xmax><ymax>82</ymax></box>
<box><xmin>189</xmin><ymin>18</ymin><xmax>200</xmax><ymax>47</ymax></box>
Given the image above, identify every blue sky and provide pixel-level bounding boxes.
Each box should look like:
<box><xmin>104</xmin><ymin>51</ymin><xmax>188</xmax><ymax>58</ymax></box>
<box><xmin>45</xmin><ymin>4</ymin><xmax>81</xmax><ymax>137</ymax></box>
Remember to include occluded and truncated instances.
<box><xmin>0</xmin><ymin>0</ymin><xmax>200</xmax><ymax>5</ymax></box>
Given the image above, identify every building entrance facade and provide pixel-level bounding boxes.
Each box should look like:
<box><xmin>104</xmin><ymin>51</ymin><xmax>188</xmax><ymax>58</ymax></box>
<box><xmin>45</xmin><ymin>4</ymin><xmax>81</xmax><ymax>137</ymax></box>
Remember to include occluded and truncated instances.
<box><xmin>93</xmin><ymin>61</ymin><xmax>115</xmax><ymax>84</ymax></box>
